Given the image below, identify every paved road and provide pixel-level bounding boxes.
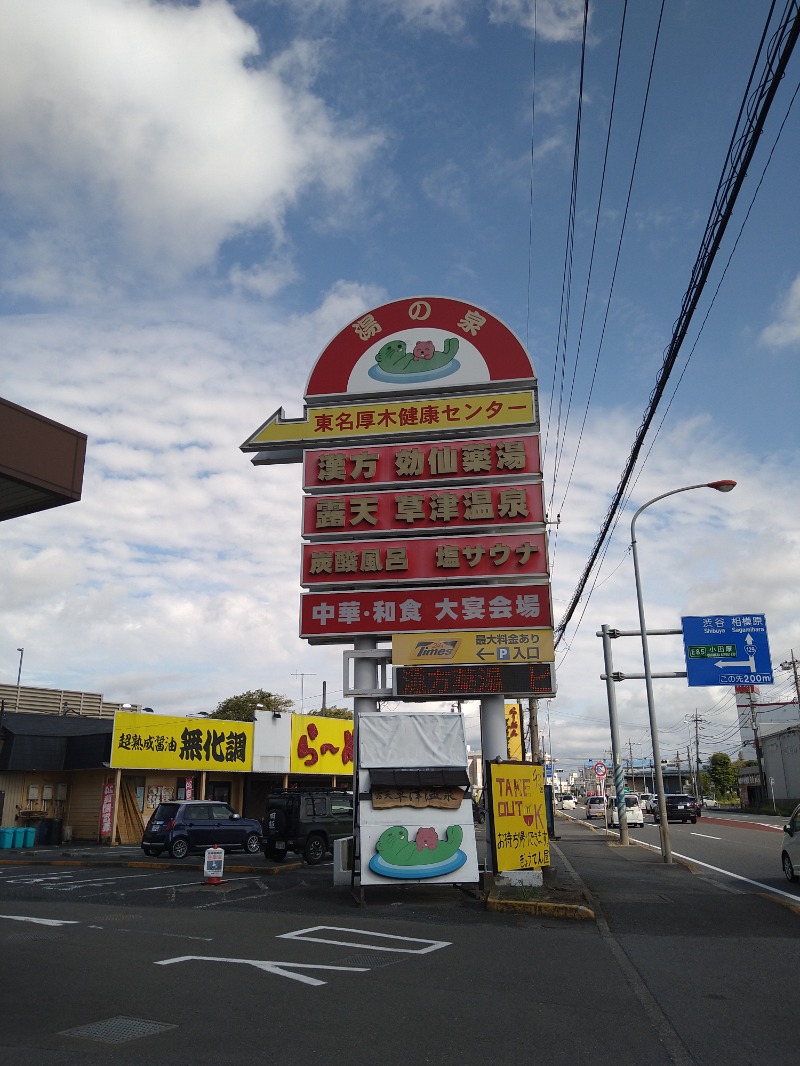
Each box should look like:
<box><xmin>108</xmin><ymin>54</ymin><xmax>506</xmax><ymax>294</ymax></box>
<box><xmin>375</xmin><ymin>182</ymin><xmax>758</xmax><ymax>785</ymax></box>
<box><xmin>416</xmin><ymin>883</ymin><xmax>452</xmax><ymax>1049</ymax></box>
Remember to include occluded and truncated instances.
<box><xmin>566</xmin><ymin>803</ymin><xmax>798</xmax><ymax>902</ymax></box>
<box><xmin>0</xmin><ymin>826</ymin><xmax>798</xmax><ymax>1066</ymax></box>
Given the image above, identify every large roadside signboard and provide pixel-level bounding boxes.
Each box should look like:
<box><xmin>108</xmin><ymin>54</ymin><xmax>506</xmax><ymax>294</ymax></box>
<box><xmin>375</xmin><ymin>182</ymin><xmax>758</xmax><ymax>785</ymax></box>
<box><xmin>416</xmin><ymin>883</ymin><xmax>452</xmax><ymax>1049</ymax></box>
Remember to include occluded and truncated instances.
<box><xmin>487</xmin><ymin>762</ymin><xmax>550</xmax><ymax>873</ymax></box>
<box><xmin>241</xmin><ymin>295</ymin><xmax>555</xmax><ymax>698</ymax></box>
<box><xmin>681</xmin><ymin>614</ymin><xmax>773</xmax><ymax>686</ymax></box>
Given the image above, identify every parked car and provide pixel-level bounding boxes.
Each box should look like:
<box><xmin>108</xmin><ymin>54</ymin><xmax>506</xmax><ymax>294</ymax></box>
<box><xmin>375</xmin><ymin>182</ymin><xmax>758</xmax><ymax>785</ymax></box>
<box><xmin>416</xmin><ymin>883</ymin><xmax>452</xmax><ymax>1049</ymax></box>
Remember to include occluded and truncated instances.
<box><xmin>702</xmin><ymin>797</ymin><xmax>720</xmax><ymax>809</ymax></box>
<box><xmin>471</xmin><ymin>796</ymin><xmax>486</xmax><ymax>824</ymax></box>
<box><xmin>560</xmin><ymin>793</ymin><xmax>576</xmax><ymax>810</ymax></box>
<box><xmin>141</xmin><ymin>800</ymin><xmax>262</xmax><ymax>859</ymax></box>
<box><xmin>263</xmin><ymin>788</ymin><xmax>354</xmax><ymax>865</ymax></box>
<box><xmin>610</xmin><ymin>794</ymin><xmax>644</xmax><ymax>828</ymax></box>
<box><xmin>638</xmin><ymin>793</ymin><xmax>653</xmax><ymax>810</ymax></box>
<box><xmin>586</xmin><ymin>796</ymin><xmax>607</xmax><ymax>820</ymax></box>
<box><xmin>652</xmin><ymin>794</ymin><xmax>699</xmax><ymax>824</ymax></box>
<box><xmin>781</xmin><ymin>803</ymin><xmax>800</xmax><ymax>882</ymax></box>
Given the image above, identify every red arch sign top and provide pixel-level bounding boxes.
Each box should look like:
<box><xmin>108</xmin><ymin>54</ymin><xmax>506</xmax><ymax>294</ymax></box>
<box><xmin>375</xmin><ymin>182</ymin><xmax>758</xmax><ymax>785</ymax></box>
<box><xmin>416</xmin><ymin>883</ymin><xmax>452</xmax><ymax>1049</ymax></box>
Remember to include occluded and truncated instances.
<box><xmin>305</xmin><ymin>296</ymin><xmax>535</xmax><ymax>400</ymax></box>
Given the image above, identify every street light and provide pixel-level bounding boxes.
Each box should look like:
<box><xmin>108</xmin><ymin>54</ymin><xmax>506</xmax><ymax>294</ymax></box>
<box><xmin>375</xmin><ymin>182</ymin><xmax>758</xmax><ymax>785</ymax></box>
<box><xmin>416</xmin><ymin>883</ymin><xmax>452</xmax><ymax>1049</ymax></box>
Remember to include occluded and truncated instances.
<box><xmin>631</xmin><ymin>479</ymin><xmax>736</xmax><ymax>864</ymax></box>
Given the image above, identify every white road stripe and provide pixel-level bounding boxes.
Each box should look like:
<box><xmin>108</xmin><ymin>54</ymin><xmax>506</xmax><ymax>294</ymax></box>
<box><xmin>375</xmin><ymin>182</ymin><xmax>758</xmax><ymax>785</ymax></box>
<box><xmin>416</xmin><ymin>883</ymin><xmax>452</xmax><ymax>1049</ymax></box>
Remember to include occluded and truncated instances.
<box><xmin>690</xmin><ymin>832</ymin><xmax>722</xmax><ymax>840</ymax></box>
<box><xmin>0</xmin><ymin>913</ymin><xmax>79</xmax><ymax>926</ymax></box>
<box><xmin>635</xmin><ymin>841</ymin><xmax>800</xmax><ymax>903</ymax></box>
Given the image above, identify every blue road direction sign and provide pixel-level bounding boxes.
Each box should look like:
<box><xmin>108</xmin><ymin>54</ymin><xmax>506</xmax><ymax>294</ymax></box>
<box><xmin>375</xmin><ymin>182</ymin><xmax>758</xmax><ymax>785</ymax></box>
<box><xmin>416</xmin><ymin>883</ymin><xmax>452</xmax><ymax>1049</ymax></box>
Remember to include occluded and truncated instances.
<box><xmin>681</xmin><ymin>614</ymin><xmax>773</xmax><ymax>687</ymax></box>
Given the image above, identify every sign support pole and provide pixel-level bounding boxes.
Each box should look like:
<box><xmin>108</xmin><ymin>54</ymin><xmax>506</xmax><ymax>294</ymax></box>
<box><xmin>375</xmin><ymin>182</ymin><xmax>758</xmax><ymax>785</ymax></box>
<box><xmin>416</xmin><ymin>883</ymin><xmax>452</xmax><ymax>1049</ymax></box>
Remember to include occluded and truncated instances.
<box><xmin>480</xmin><ymin>694</ymin><xmax>508</xmax><ymax>877</ymax></box>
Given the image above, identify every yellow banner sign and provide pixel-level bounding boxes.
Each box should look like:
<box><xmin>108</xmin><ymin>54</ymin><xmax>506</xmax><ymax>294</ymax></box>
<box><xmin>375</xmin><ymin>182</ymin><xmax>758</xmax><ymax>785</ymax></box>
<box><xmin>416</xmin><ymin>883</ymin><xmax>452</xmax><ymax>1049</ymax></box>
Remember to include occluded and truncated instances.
<box><xmin>242</xmin><ymin>391</ymin><xmax>535</xmax><ymax>449</ymax></box>
<box><xmin>488</xmin><ymin>762</ymin><xmax>549</xmax><ymax>872</ymax></box>
<box><xmin>111</xmin><ymin>711</ymin><xmax>253</xmax><ymax>772</ymax></box>
<box><xmin>505</xmin><ymin>702</ymin><xmax>523</xmax><ymax>761</ymax></box>
<box><xmin>290</xmin><ymin>714</ymin><xmax>354</xmax><ymax>775</ymax></box>
<box><xmin>392</xmin><ymin>629</ymin><xmax>554</xmax><ymax>665</ymax></box>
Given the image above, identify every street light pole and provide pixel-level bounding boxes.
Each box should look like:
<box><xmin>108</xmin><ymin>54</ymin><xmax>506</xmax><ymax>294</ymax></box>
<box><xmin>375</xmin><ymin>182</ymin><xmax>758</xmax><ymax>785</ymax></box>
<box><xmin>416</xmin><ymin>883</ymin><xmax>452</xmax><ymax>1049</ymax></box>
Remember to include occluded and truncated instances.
<box><xmin>631</xmin><ymin>479</ymin><xmax>736</xmax><ymax>864</ymax></box>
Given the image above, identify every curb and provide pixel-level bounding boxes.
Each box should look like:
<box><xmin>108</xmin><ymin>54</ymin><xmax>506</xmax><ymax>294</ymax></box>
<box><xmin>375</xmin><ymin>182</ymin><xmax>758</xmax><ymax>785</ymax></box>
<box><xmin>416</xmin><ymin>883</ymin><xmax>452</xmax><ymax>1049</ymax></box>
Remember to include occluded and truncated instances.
<box><xmin>0</xmin><ymin>853</ymin><xmax>303</xmax><ymax>874</ymax></box>
<box><xmin>485</xmin><ymin>892</ymin><xmax>595</xmax><ymax>919</ymax></box>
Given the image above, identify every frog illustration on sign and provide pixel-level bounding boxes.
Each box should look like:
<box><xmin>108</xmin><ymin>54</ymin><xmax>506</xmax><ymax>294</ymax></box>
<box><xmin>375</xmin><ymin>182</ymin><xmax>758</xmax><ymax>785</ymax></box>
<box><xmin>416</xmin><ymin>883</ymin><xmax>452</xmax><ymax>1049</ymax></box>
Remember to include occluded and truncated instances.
<box><xmin>374</xmin><ymin>337</ymin><xmax>459</xmax><ymax>375</ymax></box>
<box><xmin>368</xmin><ymin>823</ymin><xmax>467</xmax><ymax>878</ymax></box>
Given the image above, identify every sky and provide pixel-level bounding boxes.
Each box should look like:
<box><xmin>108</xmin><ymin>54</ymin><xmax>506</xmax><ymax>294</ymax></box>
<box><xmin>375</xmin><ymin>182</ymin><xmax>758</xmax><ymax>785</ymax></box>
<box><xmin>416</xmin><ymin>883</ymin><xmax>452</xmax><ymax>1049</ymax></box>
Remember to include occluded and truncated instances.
<box><xmin>1</xmin><ymin>0</ymin><xmax>799</xmax><ymax>775</ymax></box>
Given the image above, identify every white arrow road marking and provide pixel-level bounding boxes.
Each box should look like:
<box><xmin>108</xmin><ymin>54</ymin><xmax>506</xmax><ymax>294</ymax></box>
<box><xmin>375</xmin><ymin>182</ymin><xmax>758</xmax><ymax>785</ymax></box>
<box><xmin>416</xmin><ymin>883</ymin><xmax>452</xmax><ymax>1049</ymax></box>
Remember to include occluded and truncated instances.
<box><xmin>0</xmin><ymin>914</ymin><xmax>79</xmax><ymax>926</ymax></box>
<box><xmin>155</xmin><ymin>955</ymin><xmax>369</xmax><ymax>987</ymax></box>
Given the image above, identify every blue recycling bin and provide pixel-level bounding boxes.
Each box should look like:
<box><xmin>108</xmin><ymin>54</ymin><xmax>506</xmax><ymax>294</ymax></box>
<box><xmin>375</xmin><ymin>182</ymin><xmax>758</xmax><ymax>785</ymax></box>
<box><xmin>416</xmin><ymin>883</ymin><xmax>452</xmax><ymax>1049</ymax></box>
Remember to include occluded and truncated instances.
<box><xmin>23</xmin><ymin>827</ymin><xmax>36</xmax><ymax>847</ymax></box>
<box><xmin>13</xmin><ymin>828</ymin><xmax>25</xmax><ymax>847</ymax></box>
<box><xmin>0</xmin><ymin>828</ymin><xmax>13</xmax><ymax>849</ymax></box>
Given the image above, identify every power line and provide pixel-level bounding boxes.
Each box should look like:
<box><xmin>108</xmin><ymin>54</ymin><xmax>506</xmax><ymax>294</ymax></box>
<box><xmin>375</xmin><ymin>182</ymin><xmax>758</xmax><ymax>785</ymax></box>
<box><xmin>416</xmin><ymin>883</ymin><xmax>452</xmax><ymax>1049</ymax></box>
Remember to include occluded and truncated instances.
<box><xmin>554</xmin><ymin>1</ymin><xmax>800</xmax><ymax>646</ymax></box>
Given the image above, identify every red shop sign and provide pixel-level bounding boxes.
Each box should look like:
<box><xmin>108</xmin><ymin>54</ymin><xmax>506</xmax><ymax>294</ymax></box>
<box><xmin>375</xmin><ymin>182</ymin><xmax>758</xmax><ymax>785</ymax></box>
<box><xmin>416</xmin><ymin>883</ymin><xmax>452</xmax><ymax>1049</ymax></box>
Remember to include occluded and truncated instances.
<box><xmin>303</xmin><ymin>434</ymin><xmax>540</xmax><ymax>491</ymax></box>
<box><xmin>301</xmin><ymin>531</ymin><xmax>548</xmax><ymax>587</ymax></box>
<box><xmin>302</xmin><ymin>480</ymin><xmax>544</xmax><ymax>538</ymax></box>
<box><xmin>300</xmin><ymin>582</ymin><xmax>553</xmax><ymax>642</ymax></box>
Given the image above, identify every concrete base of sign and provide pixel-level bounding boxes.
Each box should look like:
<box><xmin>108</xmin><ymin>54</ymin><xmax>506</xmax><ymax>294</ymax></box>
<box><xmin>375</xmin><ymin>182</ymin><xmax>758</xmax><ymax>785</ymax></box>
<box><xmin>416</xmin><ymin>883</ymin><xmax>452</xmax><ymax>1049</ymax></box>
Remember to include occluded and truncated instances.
<box><xmin>333</xmin><ymin>836</ymin><xmax>354</xmax><ymax>886</ymax></box>
<box><xmin>496</xmin><ymin>869</ymin><xmax>543</xmax><ymax>889</ymax></box>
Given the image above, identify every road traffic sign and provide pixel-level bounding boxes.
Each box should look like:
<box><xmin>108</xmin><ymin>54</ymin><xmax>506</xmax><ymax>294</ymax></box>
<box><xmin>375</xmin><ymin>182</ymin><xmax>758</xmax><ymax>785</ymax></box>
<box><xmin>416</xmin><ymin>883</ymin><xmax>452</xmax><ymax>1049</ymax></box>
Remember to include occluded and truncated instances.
<box><xmin>681</xmin><ymin>614</ymin><xmax>773</xmax><ymax>686</ymax></box>
<box><xmin>594</xmin><ymin>762</ymin><xmax>607</xmax><ymax>779</ymax></box>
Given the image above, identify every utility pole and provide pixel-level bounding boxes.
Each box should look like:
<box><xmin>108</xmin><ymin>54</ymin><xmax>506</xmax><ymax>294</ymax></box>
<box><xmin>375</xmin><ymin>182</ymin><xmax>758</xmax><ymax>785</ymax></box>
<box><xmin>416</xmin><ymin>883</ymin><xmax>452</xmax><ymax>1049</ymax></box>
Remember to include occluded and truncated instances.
<box><xmin>693</xmin><ymin>711</ymin><xmax>703</xmax><ymax>800</ymax></box>
<box><xmin>780</xmin><ymin>650</ymin><xmax>800</xmax><ymax>710</ymax></box>
<box><xmin>628</xmin><ymin>739</ymin><xmax>635</xmax><ymax>790</ymax></box>
<box><xmin>748</xmin><ymin>688</ymin><xmax>768</xmax><ymax>804</ymax></box>
<box><xmin>292</xmin><ymin>671</ymin><xmax>316</xmax><ymax>714</ymax></box>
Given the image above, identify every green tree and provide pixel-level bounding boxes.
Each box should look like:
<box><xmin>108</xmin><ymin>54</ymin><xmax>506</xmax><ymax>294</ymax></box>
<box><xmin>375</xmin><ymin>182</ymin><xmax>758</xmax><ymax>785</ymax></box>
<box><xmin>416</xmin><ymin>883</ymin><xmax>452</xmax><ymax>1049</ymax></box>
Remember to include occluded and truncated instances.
<box><xmin>306</xmin><ymin>704</ymin><xmax>353</xmax><ymax>720</ymax></box>
<box><xmin>210</xmin><ymin>689</ymin><xmax>294</xmax><ymax>722</ymax></box>
<box><xmin>708</xmin><ymin>752</ymin><xmax>738</xmax><ymax>797</ymax></box>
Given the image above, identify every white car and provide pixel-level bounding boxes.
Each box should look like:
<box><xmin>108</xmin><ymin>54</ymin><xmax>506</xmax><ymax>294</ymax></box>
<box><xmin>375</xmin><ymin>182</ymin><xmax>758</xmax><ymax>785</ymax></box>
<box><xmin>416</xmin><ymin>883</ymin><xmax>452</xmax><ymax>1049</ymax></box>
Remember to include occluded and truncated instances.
<box><xmin>586</xmin><ymin>796</ymin><xmax>607</xmax><ymax>819</ymax></box>
<box><xmin>781</xmin><ymin>803</ymin><xmax>800</xmax><ymax>882</ymax></box>
<box><xmin>560</xmin><ymin>794</ymin><xmax>576</xmax><ymax>810</ymax></box>
<box><xmin>610</xmin><ymin>795</ymin><xmax>644</xmax><ymax>828</ymax></box>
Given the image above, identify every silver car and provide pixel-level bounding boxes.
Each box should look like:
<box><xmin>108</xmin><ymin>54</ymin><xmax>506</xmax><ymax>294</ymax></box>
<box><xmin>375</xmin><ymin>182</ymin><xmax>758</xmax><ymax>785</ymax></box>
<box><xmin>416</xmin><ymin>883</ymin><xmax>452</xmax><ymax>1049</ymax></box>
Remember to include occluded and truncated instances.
<box><xmin>781</xmin><ymin>803</ymin><xmax>800</xmax><ymax>882</ymax></box>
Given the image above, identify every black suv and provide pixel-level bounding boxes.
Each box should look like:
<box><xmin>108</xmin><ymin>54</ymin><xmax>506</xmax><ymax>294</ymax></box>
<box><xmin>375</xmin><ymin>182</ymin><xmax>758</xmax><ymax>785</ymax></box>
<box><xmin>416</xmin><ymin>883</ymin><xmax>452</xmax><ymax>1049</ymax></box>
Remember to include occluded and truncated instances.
<box><xmin>652</xmin><ymin>794</ymin><xmax>699</xmax><ymax>824</ymax></box>
<box><xmin>141</xmin><ymin>800</ymin><xmax>262</xmax><ymax>859</ymax></box>
<box><xmin>263</xmin><ymin>789</ymin><xmax>353</xmax><ymax>865</ymax></box>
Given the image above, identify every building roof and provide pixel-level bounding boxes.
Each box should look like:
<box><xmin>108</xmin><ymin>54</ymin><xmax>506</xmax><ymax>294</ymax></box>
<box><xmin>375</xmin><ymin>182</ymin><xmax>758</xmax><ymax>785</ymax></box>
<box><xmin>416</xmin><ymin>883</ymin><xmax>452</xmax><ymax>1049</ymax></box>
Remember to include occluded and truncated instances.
<box><xmin>0</xmin><ymin>712</ymin><xmax>113</xmax><ymax>772</ymax></box>
<box><xmin>0</xmin><ymin>396</ymin><xmax>86</xmax><ymax>522</ymax></box>
<box><xmin>0</xmin><ymin>712</ymin><xmax>113</xmax><ymax>737</ymax></box>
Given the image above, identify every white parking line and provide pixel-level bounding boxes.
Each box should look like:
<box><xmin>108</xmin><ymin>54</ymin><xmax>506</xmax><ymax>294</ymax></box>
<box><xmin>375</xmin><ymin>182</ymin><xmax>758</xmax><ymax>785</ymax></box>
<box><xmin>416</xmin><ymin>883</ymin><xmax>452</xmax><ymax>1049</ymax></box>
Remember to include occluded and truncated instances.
<box><xmin>278</xmin><ymin>926</ymin><xmax>451</xmax><ymax>953</ymax></box>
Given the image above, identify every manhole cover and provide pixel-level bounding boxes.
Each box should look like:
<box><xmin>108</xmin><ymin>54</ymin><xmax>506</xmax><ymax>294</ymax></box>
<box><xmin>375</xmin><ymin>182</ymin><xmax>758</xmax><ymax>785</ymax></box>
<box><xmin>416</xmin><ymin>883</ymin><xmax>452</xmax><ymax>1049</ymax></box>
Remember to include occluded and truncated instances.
<box><xmin>334</xmin><ymin>951</ymin><xmax>406</xmax><ymax>968</ymax></box>
<box><xmin>93</xmin><ymin>913</ymin><xmax>143</xmax><ymax>922</ymax></box>
<box><xmin>60</xmin><ymin>1016</ymin><xmax>177</xmax><ymax>1044</ymax></box>
<box><xmin>6</xmin><ymin>930</ymin><xmax>64</xmax><ymax>942</ymax></box>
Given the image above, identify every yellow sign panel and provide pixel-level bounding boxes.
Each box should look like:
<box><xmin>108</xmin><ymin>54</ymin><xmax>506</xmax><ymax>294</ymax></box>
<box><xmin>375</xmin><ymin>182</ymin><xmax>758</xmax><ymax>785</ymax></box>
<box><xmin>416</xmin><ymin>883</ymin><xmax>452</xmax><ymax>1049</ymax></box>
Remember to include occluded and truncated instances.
<box><xmin>392</xmin><ymin>629</ymin><xmax>554</xmax><ymax>665</ymax></box>
<box><xmin>290</xmin><ymin>714</ymin><xmax>354</xmax><ymax>775</ymax></box>
<box><xmin>111</xmin><ymin>711</ymin><xmax>253</xmax><ymax>772</ymax></box>
<box><xmin>242</xmin><ymin>391</ymin><xmax>535</xmax><ymax>449</ymax></box>
<box><xmin>488</xmin><ymin>762</ymin><xmax>550</xmax><ymax>872</ymax></box>
<box><xmin>505</xmin><ymin>702</ymin><xmax>523</xmax><ymax>761</ymax></box>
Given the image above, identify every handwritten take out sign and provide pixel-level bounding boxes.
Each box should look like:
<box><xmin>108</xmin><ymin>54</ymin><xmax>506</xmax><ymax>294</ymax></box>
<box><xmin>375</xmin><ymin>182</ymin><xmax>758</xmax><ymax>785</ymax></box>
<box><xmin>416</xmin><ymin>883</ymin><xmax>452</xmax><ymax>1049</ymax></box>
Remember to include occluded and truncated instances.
<box><xmin>488</xmin><ymin>762</ymin><xmax>550</xmax><ymax>872</ymax></box>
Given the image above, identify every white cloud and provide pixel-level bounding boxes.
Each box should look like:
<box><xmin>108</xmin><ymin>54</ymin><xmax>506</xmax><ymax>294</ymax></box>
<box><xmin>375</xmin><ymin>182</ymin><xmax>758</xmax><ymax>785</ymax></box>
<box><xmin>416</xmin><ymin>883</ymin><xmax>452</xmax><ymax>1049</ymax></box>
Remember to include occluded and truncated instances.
<box><xmin>0</xmin><ymin>0</ymin><xmax>381</xmax><ymax>296</ymax></box>
<box><xmin>488</xmin><ymin>0</ymin><xmax>586</xmax><ymax>42</ymax></box>
<box><xmin>760</xmin><ymin>274</ymin><xmax>800</xmax><ymax>348</ymax></box>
